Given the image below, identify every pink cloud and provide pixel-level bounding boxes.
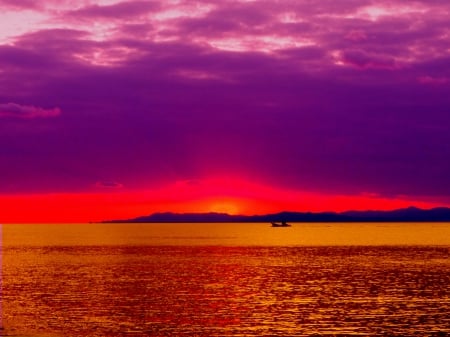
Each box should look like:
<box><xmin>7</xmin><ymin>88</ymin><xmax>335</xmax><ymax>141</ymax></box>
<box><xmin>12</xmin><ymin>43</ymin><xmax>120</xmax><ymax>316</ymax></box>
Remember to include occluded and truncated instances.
<box><xmin>345</xmin><ymin>30</ymin><xmax>368</xmax><ymax>41</ymax></box>
<box><xmin>0</xmin><ymin>102</ymin><xmax>61</xmax><ymax>119</ymax></box>
<box><xmin>418</xmin><ymin>76</ymin><xmax>449</xmax><ymax>85</ymax></box>
<box><xmin>0</xmin><ymin>0</ymin><xmax>37</xmax><ymax>9</ymax></box>
<box><xmin>66</xmin><ymin>1</ymin><xmax>160</xmax><ymax>20</ymax></box>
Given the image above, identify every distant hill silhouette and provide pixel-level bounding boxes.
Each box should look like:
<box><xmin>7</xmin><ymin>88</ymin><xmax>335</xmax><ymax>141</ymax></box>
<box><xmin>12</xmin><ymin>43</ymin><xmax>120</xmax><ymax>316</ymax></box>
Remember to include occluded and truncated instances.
<box><xmin>105</xmin><ymin>207</ymin><xmax>450</xmax><ymax>223</ymax></box>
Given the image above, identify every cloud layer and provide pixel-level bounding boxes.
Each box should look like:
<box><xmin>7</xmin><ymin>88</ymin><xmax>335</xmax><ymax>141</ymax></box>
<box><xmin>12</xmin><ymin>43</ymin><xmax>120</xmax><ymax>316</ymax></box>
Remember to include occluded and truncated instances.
<box><xmin>0</xmin><ymin>0</ymin><xmax>449</xmax><ymax>208</ymax></box>
<box><xmin>0</xmin><ymin>102</ymin><xmax>61</xmax><ymax>118</ymax></box>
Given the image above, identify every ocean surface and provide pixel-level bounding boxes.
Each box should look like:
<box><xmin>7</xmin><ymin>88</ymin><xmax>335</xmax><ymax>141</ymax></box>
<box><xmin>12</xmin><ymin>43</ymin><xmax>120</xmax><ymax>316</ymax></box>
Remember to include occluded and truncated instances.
<box><xmin>1</xmin><ymin>223</ymin><xmax>449</xmax><ymax>336</ymax></box>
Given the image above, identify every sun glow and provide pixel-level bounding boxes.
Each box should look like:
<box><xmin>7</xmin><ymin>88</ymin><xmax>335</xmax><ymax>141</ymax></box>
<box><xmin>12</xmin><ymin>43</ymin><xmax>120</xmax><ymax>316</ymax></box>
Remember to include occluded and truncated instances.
<box><xmin>0</xmin><ymin>177</ymin><xmax>445</xmax><ymax>223</ymax></box>
<box><xmin>208</xmin><ymin>199</ymin><xmax>241</xmax><ymax>215</ymax></box>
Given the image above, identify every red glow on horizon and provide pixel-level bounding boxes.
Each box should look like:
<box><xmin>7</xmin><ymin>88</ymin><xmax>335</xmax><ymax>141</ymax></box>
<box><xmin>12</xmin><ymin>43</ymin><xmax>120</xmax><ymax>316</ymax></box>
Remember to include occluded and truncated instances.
<box><xmin>0</xmin><ymin>178</ymin><xmax>446</xmax><ymax>223</ymax></box>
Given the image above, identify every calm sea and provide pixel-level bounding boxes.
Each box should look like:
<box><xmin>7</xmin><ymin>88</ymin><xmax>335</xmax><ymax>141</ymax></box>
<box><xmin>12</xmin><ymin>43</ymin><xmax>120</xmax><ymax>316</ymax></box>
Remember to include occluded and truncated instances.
<box><xmin>1</xmin><ymin>223</ymin><xmax>449</xmax><ymax>337</ymax></box>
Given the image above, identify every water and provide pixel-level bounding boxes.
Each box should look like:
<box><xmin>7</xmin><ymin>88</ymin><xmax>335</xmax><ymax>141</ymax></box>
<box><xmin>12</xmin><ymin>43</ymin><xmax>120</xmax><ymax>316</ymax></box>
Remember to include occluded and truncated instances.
<box><xmin>1</xmin><ymin>223</ymin><xmax>449</xmax><ymax>336</ymax></box>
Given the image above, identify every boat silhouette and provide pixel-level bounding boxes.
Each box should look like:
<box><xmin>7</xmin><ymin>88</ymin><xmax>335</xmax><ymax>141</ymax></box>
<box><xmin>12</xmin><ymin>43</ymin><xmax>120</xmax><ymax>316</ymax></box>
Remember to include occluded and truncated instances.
<box><xmin>271</xmin><ymin>221</ymin><xmax>291</xmax><ymax>227</ymax></box>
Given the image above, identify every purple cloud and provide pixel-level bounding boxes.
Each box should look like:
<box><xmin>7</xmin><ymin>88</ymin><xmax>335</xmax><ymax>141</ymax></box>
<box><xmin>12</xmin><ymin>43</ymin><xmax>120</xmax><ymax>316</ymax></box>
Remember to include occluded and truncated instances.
<box><xmin>0</xmin><ymin>103</ymin><xmax>61</xmax><ymax>119</ymax></box>
<box><xmin>0</xmin><ymin>0</ymin><xmax>449</xmax><ymax>206</ymax></box>
<box><xmin>340</xmin><ymin>50</ymin><xmax>397</xmax><ymax>69</ymax></box>
<box><xmin>95</xmin><ymin>181</ymin><xmax>124</xmax><ymax>189</ymax></box>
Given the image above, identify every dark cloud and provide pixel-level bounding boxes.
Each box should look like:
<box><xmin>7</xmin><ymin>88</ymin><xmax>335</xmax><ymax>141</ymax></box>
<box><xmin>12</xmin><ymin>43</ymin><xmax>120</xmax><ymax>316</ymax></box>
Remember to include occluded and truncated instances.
<box><xmin>340</xmin><ymin>50</ymin><xmax>397</xmax><ymax>69</ymax></box>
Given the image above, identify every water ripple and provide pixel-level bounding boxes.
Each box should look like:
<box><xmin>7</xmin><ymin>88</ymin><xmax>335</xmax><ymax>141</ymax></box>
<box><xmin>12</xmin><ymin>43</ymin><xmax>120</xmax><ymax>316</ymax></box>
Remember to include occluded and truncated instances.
<box><xmin>2</xmin><ymin>246</ymin><xmax>450</xmax><ymax>336</ymax></box>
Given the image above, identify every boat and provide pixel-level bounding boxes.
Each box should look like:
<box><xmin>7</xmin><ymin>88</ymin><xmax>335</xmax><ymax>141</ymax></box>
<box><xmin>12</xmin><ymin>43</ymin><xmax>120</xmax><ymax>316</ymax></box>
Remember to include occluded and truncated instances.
<box><xmin>271</xmin><ymin>221</ymin><xmax>291</xmax><ymax>227</ymax></box>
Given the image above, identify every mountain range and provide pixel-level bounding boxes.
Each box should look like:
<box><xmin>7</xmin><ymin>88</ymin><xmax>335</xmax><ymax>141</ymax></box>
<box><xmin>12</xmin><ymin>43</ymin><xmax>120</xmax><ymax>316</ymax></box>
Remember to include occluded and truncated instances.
<box><xmin>105</xmin><ymin>207</ymin><xmax>450</xmax><ymax>223</ymax></box>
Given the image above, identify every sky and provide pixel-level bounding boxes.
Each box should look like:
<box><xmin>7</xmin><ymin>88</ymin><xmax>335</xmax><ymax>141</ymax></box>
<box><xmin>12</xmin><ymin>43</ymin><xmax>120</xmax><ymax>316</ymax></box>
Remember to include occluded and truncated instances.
<box><xmin>0</xmin><ymin>0</ymin><xmax>449</xmax><ymax>222</ymax></box>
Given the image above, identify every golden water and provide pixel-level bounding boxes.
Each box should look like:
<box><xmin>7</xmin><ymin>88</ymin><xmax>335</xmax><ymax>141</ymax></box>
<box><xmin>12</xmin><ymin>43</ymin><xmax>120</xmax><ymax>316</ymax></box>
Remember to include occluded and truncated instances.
<box><xmin>1</xmin><ymin>223</ymin><xmax>449</xmax><ymax>336</ymax></box>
